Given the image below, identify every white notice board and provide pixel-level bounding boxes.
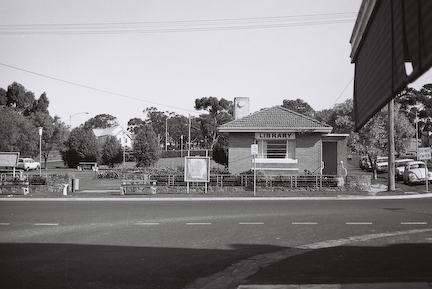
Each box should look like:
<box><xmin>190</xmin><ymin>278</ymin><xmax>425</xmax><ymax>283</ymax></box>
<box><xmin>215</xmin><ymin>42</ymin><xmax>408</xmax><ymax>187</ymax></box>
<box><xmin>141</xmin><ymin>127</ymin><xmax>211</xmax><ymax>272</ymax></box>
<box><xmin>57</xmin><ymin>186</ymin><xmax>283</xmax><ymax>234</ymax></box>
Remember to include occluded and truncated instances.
<box><xmin>0</xmin><ymin>152</ymin><xmax>20</xmax><ymax>167</ymax></box>
<box><xmin>184</xmin><ymin>157</ymin><xmax>210</xmax><ymax>182</ymax></box>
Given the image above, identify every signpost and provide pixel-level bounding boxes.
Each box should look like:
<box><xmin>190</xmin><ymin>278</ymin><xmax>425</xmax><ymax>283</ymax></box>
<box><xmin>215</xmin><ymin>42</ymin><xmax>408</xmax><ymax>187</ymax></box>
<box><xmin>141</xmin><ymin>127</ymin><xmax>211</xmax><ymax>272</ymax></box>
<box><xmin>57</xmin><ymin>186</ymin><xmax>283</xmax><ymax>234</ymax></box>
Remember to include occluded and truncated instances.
<box><xmin>251</xmin><ymin>144</ymin><xmax>258</xmax><ymax>196</ymax></box>
<box><xmin>418</xmin><ymin>147</ymin><xmax>431</xmax><ymax>192</ymax></box>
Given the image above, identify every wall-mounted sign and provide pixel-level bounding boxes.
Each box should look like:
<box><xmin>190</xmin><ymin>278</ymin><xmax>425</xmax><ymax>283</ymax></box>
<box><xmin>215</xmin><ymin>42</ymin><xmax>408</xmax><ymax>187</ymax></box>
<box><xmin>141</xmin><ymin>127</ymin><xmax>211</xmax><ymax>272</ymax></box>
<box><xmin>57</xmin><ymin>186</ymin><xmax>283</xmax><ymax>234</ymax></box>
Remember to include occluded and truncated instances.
<box><xmin>184</xmin><ymin>157</ymin><xmax>210</xmax><ymax>182</ymax></box>
<box><xmin>251</xmin><ymin>144</ymin><xmax>258</xmax><ymax>155</ymax></box>
<box><xmin>255</xmin><ymin>132</ymin><xmax>295</xmax><ymax>140</ymax></box>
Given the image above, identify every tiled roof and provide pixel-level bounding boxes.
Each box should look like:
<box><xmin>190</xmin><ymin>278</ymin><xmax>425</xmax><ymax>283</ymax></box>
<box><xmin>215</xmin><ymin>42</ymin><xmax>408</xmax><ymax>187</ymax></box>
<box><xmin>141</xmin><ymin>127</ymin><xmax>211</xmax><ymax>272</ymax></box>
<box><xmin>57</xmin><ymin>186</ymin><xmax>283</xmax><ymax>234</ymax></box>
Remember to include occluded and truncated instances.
<box><xmin>219</xmin><ymin>106</ymin><xmax>332</xmax><ymax>132</ymax></box>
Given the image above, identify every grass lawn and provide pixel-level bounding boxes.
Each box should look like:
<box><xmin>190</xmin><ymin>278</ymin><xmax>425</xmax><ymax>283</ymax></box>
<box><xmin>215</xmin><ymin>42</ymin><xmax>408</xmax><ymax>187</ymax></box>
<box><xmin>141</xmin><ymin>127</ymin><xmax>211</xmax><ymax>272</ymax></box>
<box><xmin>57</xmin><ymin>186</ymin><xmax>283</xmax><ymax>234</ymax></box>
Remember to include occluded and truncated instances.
<box><xmin>30</xmin><ymin>158</ymin><xmax>225</xmax><ymax>192</ymax></box>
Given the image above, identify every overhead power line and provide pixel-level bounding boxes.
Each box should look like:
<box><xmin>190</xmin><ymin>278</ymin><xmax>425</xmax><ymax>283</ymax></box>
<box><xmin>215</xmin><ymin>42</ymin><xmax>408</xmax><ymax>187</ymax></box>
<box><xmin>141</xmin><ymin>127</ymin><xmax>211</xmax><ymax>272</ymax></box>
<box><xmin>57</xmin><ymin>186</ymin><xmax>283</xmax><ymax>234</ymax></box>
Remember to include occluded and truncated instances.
<box><xmin>0</xmin><ymin>62</ymin><xmax>199</xmax><ymax>114</ymax></box>
<box><xmin>331</xmin><ymin>77</ymin><xmax>354</xmax><ymax>109</ymax></box>
<box><xmin>0</xmin><ymin>12</ymin><xmax>357</xmax><ymax>35</ymax></box>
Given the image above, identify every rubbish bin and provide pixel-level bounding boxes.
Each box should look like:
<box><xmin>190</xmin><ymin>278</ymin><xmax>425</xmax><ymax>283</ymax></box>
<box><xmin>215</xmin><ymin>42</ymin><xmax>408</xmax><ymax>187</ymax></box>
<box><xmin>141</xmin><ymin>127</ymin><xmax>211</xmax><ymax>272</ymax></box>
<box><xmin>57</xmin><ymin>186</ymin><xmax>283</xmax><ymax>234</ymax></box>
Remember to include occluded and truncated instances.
<box><xmin>72</xmin><ymin>179</ymin><xmax>79</xmax><ymax>192</ymax></box>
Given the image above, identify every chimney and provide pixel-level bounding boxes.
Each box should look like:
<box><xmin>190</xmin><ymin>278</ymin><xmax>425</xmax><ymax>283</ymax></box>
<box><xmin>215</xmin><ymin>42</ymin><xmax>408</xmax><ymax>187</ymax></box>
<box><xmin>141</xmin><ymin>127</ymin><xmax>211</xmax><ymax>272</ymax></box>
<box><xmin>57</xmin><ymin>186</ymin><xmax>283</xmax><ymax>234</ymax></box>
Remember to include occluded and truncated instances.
<box><xmin>234</xmin><ymin>97</ymin><xmax>250</xmax><ymax>120</ymax></box>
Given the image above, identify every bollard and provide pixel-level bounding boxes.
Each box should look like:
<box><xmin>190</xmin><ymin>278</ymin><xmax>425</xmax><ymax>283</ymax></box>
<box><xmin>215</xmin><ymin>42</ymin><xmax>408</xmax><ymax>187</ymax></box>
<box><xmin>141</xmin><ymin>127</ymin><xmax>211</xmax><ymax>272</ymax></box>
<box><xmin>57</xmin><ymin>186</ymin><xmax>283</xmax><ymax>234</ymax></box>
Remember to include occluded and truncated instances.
<box><xmin>72</xmin><ymin>179</ymin><xmax>79</xmax><ymax>192</ymax></box>
<box><xmin>62</xmin><ymin>184</ymin><xmax>69</xmax><ymax>196</ymax></box>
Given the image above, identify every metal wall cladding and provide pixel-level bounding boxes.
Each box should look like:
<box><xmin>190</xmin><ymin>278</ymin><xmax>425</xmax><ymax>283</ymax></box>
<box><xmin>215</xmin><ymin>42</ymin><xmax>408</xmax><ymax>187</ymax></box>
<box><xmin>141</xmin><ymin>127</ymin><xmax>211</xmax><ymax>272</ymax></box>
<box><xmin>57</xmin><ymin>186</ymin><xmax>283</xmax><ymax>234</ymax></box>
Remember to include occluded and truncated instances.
<box><xmin>353</xmin><ymin>0</ymin><xmax>432</xmax><ymax>131</ymax></box>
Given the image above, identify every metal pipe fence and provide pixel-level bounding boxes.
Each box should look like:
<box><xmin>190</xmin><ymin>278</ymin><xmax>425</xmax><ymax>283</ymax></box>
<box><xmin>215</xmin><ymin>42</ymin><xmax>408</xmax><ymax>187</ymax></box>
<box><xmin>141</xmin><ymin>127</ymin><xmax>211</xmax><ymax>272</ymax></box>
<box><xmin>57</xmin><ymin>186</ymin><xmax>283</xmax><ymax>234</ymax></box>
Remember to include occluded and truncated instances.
<box><xmin>152</xmin><ymin>174</ymin><xmax>341</xmax><ymax>189</ymax></box>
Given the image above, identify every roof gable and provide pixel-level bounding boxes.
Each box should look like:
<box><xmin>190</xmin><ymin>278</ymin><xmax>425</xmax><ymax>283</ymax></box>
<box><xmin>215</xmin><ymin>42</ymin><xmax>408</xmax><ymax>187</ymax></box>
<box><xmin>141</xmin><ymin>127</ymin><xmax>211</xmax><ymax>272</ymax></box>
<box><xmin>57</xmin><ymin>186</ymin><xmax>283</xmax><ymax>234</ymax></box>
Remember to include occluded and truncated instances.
<box><xmin>219</xmin><ymin>106</ymin><xmax>332</xmax><ymax>133</ymax></box>
<box><xmin>93</xmin><ymin>126</ymin><xmax>130</xmax><ymax>138</ymax></box>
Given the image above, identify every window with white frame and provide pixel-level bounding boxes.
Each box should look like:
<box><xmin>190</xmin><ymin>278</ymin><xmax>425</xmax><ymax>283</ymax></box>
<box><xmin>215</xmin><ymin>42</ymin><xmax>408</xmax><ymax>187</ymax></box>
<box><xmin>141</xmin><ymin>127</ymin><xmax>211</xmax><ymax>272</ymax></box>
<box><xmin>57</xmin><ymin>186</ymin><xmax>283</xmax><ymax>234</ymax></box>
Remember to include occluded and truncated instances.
<box><xmin>258</xmin><ymin>139</ymin><xmax>296</xmax><ymax>159</ymax></box>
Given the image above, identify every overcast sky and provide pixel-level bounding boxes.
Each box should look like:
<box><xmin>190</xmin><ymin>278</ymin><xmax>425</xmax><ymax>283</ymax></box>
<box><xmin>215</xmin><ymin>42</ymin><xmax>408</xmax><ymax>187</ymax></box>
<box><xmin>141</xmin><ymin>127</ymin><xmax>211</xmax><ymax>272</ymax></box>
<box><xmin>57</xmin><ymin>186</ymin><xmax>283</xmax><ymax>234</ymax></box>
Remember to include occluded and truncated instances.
<box><xmin>1</xmin><ymin>0</ymin><xmax>431</xmax><ymax>128</ymax></box>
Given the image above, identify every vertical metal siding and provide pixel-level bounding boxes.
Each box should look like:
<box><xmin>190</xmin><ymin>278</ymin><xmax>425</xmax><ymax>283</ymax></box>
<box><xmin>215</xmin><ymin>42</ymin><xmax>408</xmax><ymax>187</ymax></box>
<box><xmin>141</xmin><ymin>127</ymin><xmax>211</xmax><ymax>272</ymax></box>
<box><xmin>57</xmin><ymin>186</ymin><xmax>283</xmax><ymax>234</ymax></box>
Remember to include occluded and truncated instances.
<box><xmin>353</xmin><ymin>0</ymin><xmax>432</xmax><ymax>131</ymax></box>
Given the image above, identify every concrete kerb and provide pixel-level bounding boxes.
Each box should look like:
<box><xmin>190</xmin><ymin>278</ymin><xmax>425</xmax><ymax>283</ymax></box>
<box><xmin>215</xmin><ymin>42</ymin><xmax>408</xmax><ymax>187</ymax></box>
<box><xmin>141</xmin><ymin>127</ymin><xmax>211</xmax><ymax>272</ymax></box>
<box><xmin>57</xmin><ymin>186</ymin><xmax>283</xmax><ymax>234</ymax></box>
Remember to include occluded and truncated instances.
<box><xmin>1</xmin><ymin>193</ymin><xmax>432</xmax><ymax>201</ymax></box>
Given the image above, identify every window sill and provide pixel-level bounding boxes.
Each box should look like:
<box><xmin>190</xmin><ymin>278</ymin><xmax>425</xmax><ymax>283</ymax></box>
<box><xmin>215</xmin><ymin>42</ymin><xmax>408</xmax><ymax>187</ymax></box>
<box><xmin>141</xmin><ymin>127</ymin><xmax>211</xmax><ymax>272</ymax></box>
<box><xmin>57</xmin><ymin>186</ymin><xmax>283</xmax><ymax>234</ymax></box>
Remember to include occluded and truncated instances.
<box><xmin>253</xmin><ymin>158</ymin><xmax>298</xmax><ymax>164</ymax></box>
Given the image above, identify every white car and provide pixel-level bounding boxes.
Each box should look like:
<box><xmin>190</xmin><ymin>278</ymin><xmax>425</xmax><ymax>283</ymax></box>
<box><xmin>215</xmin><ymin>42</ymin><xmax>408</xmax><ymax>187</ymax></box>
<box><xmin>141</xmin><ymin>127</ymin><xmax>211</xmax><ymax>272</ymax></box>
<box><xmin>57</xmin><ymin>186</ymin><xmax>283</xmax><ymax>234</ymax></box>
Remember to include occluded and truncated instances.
<box><xmin>366</xmin><ymin>156</ymin><xmax>388</xmax><ymax>171</ymax></box>
<box><xmin>394</xmin><ymin>159</ymin><xmax>415</xmax><ymax>180</ymax></box>
<box><xmin>402</xmin><ymin>161</ymin><xmax>432</xmax><ymax>185</ymax></box>
<box><xmin>17</xmin><ymin>158</ymin><xmax>40</xmax><ymax>171</ymax></box>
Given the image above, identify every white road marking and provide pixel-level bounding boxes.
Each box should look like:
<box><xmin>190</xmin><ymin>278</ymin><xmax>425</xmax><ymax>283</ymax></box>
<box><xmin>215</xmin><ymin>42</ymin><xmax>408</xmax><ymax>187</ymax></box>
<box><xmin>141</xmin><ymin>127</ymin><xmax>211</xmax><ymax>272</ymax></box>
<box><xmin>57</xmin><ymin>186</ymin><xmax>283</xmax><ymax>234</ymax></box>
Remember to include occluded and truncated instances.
<box><xmin>34</xmin><ymin>223</ymin><xmax>59</xmax><ymax>226</ymax></box>
<box><xmin>186</xmin><ymin>223</ymin><xmax>212</xmax><ymax>225</ymax></box>
<box><xmin>135</xmin><ymin>222</ymin><xmax>159</xmax><ymax>226</ymax></box>
<box><xmin>346</xmin><ymin>222</ymin><xmax>373</xmax><ymax>225</ymax></box>
<box><xmin>239</xmin><ymin>222</ymin><xmax>264</xmax><ymax>225</ymax></box>
<box><xmin>0</xmin><ymin>223</ymin><xmax>10</xmax><ymax>225</ymax></box>
<box><xmin>401</xmin><ymin>222</ymin><xmax>427</xmax><ymax>225</ymax></box>
<box><xmin>292</xmin><ymin>222</ymin><xmax>318</xmax><ymax>225</ymax></box>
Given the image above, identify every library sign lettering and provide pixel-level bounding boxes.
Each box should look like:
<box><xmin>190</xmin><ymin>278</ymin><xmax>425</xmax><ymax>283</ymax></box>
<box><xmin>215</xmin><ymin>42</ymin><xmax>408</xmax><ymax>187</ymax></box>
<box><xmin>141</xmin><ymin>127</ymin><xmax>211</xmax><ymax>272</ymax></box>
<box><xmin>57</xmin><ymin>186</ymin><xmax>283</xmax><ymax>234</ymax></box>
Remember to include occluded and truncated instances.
<box><xmin>255</xmin><ymin>132</ymin><xmax>295</xmax><ymax>140</ymax></box>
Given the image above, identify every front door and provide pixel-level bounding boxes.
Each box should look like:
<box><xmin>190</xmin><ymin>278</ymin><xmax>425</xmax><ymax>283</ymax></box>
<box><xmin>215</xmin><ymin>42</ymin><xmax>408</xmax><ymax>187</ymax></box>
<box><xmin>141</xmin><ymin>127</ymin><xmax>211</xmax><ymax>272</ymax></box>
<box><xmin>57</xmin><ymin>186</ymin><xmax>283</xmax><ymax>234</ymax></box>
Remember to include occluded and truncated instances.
<box><xmin>322</xmin><ymin>142</ymin><xmax>338</xmax><ymax>175</ymax></box>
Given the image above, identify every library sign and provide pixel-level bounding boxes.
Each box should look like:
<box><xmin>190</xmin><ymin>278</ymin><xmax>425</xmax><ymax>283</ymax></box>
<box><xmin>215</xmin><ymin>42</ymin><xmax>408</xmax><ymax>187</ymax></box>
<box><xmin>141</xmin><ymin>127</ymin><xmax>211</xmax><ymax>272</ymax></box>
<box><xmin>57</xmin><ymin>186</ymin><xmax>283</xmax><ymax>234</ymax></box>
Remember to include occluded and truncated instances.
<box><xmin>255</xmin><ymin>133</ymin><xmax>295</xmax><ymax>140</ymax></box>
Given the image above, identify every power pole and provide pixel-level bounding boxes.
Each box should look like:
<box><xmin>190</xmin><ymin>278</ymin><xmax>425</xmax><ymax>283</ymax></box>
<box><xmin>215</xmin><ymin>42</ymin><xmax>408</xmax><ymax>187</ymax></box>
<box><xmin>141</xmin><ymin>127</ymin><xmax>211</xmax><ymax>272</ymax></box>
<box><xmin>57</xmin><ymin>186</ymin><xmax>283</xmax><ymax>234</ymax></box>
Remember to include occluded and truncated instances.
<box><xmin>388</xmin><ymin>99</ymin><xmax>395</xmax><ymax>191</ymax></box>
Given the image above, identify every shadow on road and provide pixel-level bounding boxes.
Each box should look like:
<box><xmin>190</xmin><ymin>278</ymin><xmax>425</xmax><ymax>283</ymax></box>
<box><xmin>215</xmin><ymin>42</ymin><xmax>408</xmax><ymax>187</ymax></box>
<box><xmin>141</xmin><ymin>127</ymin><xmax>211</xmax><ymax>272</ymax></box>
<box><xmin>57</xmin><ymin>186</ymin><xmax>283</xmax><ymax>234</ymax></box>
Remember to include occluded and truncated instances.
<box><xmin>1</xmin><ymin>242</ymin><xmax>432</xmax><ymax>288</ymax></box>
<box><xmin>244</xmin><ymin>243</ymin><xmax>432</xmax><ymax>286</ymax></box>
<box><xmin>0</xmin><ymin>243</ymin><xmax>282</xmax><ymax>289</ymax></box>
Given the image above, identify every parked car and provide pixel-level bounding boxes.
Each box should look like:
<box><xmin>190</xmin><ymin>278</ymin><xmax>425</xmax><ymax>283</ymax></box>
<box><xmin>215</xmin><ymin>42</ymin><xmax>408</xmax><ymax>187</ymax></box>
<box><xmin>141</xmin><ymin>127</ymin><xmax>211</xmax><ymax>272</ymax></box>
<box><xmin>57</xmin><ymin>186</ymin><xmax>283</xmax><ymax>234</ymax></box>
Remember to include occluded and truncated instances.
<box><xmin>17</xmin><ymin>158</ymin><xmax>40</xmax><ymax>171</ymax></box>
<box><xmin>365</xmin><ymin>156</ymin><xmax>388</xmax><ymax>171</ymax></box>
<box><xmin>402</xmin><ymin>161</ymin><xmax>432</xmax><ymax>185</ymax></box>
<box><xmin>375</xmin><ymin>160</ymin><xmax>388</xmax><ymax>173</ymax></box>
<box><xmin>376</xmin><ymin>158</ymin><xmax>414</xmax><ymax>174</ymax></box>
<box><xmin>394</xmin><ymin>159</ymin><xmax>415</xmax><ymax>180</ymax></box>
<box><xmin>400</xmin><ymin>151</ymin><xmax>417</xmax><ymax>160</ymax></box>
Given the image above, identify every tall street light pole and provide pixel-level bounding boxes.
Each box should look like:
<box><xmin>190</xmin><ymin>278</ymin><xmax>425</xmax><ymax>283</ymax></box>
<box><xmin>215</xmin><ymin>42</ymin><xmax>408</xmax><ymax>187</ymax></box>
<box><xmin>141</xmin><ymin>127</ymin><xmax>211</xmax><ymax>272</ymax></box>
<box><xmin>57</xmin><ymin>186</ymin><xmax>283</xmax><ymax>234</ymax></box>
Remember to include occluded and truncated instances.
<box><xmin>165</xmin><ymin>117</ymin><xmax>168</xmax><ymax>151</ymax></box>
<box><xmin>122</xmin><ymin>132</ymin><xmax>126</xmax><ymax>169</ymax></box>
<box><xmin>69</xmin><ymin>112</ymin><xmax>89</xmax><ymax>128</ymax></box>
<box><xmin>388</xmin><ymin>100</ymin><xmax>395</xmax><ymax>191</ymax></box>
<box><xmin>38</xmin><ymin>127</ymin><xmax>43</xmax><ymax>176</ymax></box>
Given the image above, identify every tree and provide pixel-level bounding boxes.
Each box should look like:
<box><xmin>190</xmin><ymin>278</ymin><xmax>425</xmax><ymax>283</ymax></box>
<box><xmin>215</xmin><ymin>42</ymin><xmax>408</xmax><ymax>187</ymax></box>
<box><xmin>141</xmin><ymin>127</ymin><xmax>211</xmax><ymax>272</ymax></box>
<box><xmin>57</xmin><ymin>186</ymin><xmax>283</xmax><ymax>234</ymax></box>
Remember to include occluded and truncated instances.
<box><xmin>396</xmin><ymin>84</ymin><xmax>432</xmax><ymax>147</ymax></box>
<box><xmin>61</xmin><ymin>127</ymin><xmax>101</xmax><ymax>168</ymax></box>
<box><xmin>143</xmin><ymin>107</ymin><xmax>169</xmax><ymax>148</ymax></box>
<box><xmin>282</xmin><ymin>99</ymin><xmax>315</xmax><ymax>118</ymax></box>
<box><xmin>0</xmin><ymin>106</ymin><xmax>39</xmax><ymax>156</ymax></box>
<box><xmin>0</xmin><ymin>88</ymin><xmax>6</xmax><ymax>106</ymax></box>
<box><xmin>6</xmin><ymin>82</ymin><xmax>36</xmax><ymax>114</ymax></box>
<box><xmin>1</xmin><ymin>83</ymin><xmax>69</xmax><ymax>163</ymax></box>
<box><xmin>167</xmin><ymin>114</ymin><xmax>189</xmax><ymax>147</ymax></box>
<box><xmin>194</xmin><ymin>97</ymin><xmax>233</xmax><ymax>149</ymax></box>
<box><xmin>212</xmin><ymin>133</ymin><xmax>228</xmax><ymax>167</ymax></box>
<box><xmin>101</xmin><ymin>135</ymin><xmax>123</xmax><ymax>168</ymax></box>
<box><xmin>352</xmin><ymin>103</ymin><xmax>414</xmax><ymax>178</ymax></box>
<box><xmin>321</xmin><ymin>99</ymin><xmax>354</xmax><ymax>134</ymax></box>
<box><xmin>28</xmin><ymin>92</ymin><xmax>50</xmax><ymax>115</ymax></box>
<box><xmin>84</xmin><ymin>114</ymin><xmax>118</xmax><ymax>129</ymax></box>
<box><xmin>138</xmin><ymin>108</ymin><xmax>190</xmax><ymax>150</ymax></box>
<box><xmin>127</xmin><ymin>117</ymin><xmax>145</xmax><ymax>134</ymax></box>
<box><xmin>133</xmin><ymin>125</ymin><xmax>160</xmax><ymax>167</ymax></box>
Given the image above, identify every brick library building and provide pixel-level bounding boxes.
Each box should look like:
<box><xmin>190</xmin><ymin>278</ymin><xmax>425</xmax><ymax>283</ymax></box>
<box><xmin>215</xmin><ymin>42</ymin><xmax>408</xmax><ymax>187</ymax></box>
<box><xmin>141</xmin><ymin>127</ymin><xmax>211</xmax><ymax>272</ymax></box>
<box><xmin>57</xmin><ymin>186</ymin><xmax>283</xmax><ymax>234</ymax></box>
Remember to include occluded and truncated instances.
<box><xmin>218</xmin><ymin>98</ymin><xmax>348</xmax><ymax>176</ymax></box>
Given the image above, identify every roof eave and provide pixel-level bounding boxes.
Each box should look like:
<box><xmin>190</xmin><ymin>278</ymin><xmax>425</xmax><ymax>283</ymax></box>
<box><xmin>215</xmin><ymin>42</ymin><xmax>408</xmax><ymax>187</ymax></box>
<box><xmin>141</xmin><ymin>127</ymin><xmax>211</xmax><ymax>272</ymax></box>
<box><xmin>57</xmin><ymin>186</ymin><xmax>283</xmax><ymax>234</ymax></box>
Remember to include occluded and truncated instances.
<box><xmin>219</xmin><ymin>127</ymin><xmax>333</xmax><ymax>133</ymax></box>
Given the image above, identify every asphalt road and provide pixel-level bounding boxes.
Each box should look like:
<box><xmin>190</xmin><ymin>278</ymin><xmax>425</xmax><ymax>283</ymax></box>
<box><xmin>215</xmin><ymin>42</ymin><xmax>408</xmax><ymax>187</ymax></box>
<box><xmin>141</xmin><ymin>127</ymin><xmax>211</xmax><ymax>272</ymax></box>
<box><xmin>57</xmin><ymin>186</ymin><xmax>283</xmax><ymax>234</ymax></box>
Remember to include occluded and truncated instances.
<box><xmin>1</xmin><ymin>199</ymin><xmax>432</xmax><ymax>288</ymax></box>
